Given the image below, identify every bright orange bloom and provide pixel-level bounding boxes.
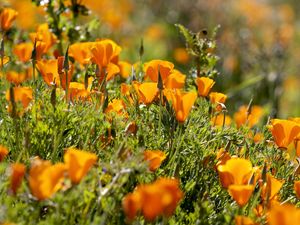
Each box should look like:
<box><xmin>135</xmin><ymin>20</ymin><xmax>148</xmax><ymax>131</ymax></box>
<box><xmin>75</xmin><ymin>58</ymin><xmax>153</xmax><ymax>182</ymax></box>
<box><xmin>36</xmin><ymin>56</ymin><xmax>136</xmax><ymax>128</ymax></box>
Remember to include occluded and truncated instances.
<box><xmin>144</xmin><ymin>150</ymin><xmax>166</xmax><ymax>171</ymax></box>
<box><xmin>209</xmin><ymin>92</ymin><xmax>227</xmax><ymax>105</ymax></box>
<box><xmin>68</xmin><ymin>82</ymin><xmax>91</xmax><ymax>102</ymax></box>
<box><xmin>118</xmin><ymin>61</ymin><xmax>132</xmax><ymax>79</ymax></box>
<box><xmin>13</xmin><ymin>42</ymin><xmax>33</xmax><ymax>63</ymax></box>
<box><xmin>123</xmin><ymin>178</ymin><xmax>183</xmax><ymax>221</ymax></box>
<box><xmin>6</xmin><ymin>71</ymin><xmax>28</xmax><ymax>86</ymax></box>
<box><xmin>215</xmin><ymin>148</ymin><xmax>231</xmax><ymax>168</ymax></box>
<box><xmin>29</xmin><ymin>23</ymin><xmax>57</xmax><ymax>57</ymax></box>
<box><xmin>164</xmin><ymin>89</ymin><xmax>197</xmax><ymax>123</ymax></box>
<box><xmin>57</xmin><ymin>56</ymin><xmax>74</xmax><ymax>90</ymax></box>
<box><xmin>144</xmin><ymin>60</ymin><xmax>186</xmax><ymax>89</ymax></box>
<box><xmin>36</xmin><ymin>59</ymin><xmax>60</xmax><ymax>86</ymax></box>
<box><xmin>235</xmin><ymin>216</ymin><xmax>256</xmax><ymax>225</ymax></box>
<box><xmin>173</xmin><ymin>48</ymin><xmax>189</xmax><ymax>64</ymax></box>
<box><xmin>10</xmin><ymin>163</ymin><xmax>26</xmax><ymax>195</ymax></box>
<box><xmin>0</xmin><ymin>145</ymin><xmax>9</xmax><ymax>162</ymax></box>
<box><xmin>195</xmin><ymin>77</ymin><xmax>215</xmax><ymax>97</ymax></box>
<box><xmin>267</xmin><ymin>203</ymin><xmax>300</xmax><ymax>225</ymax></box>
<box><xmin>269</xmin><ymin>119</ymin><xmax>300</xmax><ymax>149</ymax></box>
<box><xmin>294</xmin><ymin>181</ymin><xmax>300</xmax><ymax>198</ymax></box>
<box><xmin>261</xmin><ymin>174</ymin><xmax>284</xmax><ymax>202</ymax></box>
<box><xmin>234</xmin><ymin>105</ymin><xmax>264</xmax><ymax>128</ymax></box>
<box><xmin>64</xmin><ymin>148</ymin><xmax>98</xmax><ymax>184</ymax></box>
<box><xmin>90</xmin><ymin>39</ymin><xmax>121</xmax><ymax>81</ymax></box>
<box><xmin>228</xmin><ymin>184</ymin><xmax>254</xmax><ymax>207</ymax></box>
<box><xmin>29</xmin><ymin>158</ymin><xmax>66</xmax><ymax>200</ymax></box>
<box><xmin>211</xmin><ymin>114</ymin><xmax>232</xmax><ymax>127</ymax></box>
<box><xmin>133</xmin><ymin>81</ymin><xmax>158</xmax><ymax>105</ymax></box>
<box><xmin>217</xmin><ymin>158</ymin><xmax>254</xmax><ymax>188</ymax></box>
<box><xmin>105</xmin><ymin>99</ymin><xmax>127</xmax><ymax>116</ymax></box>
<box><xmin>6</xmin><ymin>87</ymin><xmax>33</xmax><ymax>109</ymax></box>
<box><xmin>0</xmin><ymin>56</ymin><xmax>10</xmax><ymax>67</ymax></box>
<box><xmin>69</xmin><ymin>42</ymin><xmax>93</xmax><ymax>66</ymax></box>
<box><xmin>0</xmin><ymin>8</ymin><xmax>18</xmax><ymax>31</ymax></box>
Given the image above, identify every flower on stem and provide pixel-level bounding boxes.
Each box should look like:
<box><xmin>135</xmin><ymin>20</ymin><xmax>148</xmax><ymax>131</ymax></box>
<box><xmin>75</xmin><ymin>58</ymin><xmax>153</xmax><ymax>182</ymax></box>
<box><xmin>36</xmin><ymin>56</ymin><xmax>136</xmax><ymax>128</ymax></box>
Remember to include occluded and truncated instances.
<box><xmin>0</xmin><ymin>145</ymin><xmax>9</xmax><ymax>162</ymax></box>
<box><xmin>195</xmin><ymin>77</ymin><xmax>215</xmax><ymax>97</ymax></box>
<box><xmin>144</xmin><ymin>150</ymin><xmax>166</xmax><ymax>172</ymax></box>
<box><xmin>5</xmin><ymin>87</ymin><xmax>33</xmax><ymax>116</ymax></box>
<box><xmin>228</xmin><ymin>184</ymin><xmax>254</xmax><ymax>207</ymax></box>
<box><xmin>69</xmin><ymin>42</ymin><xmax>93</xmax><ymax>66</ymax></box>
<box><xmin>164</xmin><ymin>88</ymin><xmax>197</xmax><ymax>123</ymax></box>
<box><xmin>10</xmin><ymin>163</ymin><xmax>26</xmax><ymax>195</ymax></box>
<box><xmin>36</xmin><ymin>59</ymin><xmax>60</xmax><ymax>86</ymax></box>
<box><xmin>132</xmin><ymin>81</ymin><xmax>158</xmax><ymax>105</ymax></box>
<box><xmin>29</xmin><ymin>158</ymin><xmax>66</xmax><ymax>201</ymax></box>
<box><xmin>0</xmin><ymin>8</ymin><xmax>18</xmax><ymax>31</ymax></box>
<box><xmin>234</xmin><ymin>105</ymin><xmax>264</xmax><ymax>128</ymax></box>
<box><xmin>64</xmin><ymin>148</ymin><xmax>98</xmax><ymax>184</ymax></box>
<box><xmin>13</xmin><ymin>42</ymin><xmax>33</xmax><ymax>63</ymax></box>
<box><xmin>123</xmin><ymin>178</ymin><xmax>183</xmax><ymax>221</ymax></box>
<box><xmin>6</xmin><ymin>71</ymin><xmax>28</xmax><ymax>86</ymax></box>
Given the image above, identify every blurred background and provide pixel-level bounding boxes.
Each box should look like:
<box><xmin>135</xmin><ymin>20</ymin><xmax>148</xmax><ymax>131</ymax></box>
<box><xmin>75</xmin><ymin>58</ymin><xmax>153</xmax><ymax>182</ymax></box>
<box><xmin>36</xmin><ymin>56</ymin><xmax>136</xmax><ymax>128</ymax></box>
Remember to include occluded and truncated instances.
<box><xmin>1</xmin><ymin>0</ymin><xmax>300</xmax><ymax>118</ymax></box>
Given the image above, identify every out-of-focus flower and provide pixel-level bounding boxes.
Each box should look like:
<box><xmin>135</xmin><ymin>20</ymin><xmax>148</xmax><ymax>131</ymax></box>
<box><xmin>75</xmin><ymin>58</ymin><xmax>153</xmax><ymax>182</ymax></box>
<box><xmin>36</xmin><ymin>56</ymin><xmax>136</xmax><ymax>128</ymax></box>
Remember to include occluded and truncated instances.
<box><xmin>0</xmin><ymin>8</ymin><xmax>18</xmax><ymax>31</ymax></box>
<box><xmin>6</xmin><ymin>87</ymin><xmax>33</xmax><ymax>109</ymax></box>
<box><xmin>118</xmin><ymin>61</ymin><xmax>132</xmax><ymax>79</ymax></box>
<box><xmin>6</xmin><ymin>71</ymin><xmax>28</xmax><ymax>86</ymax></box>
<box><xmin>294</xmin><ymin>181</ymin><xmax>300</xmax><ymax>199</ymax></box>
<box><xmin>0</xmin><ymin>145</ymin><xmax>9</xmax><ymax>162</ymax></box>
<box><xmin>211</xmin><ymin>114</ymin><xmax>232</xmax><ymax>127</ymax></box>
<box><xmin>267</xmin><ymin>203</ymin><xmax>300</xmax><ymax>225</ymax></box>
<box><xmin>29</xmin><ymin>158</ymin><xmax>66</xmax><ymax>200</ymax></box>
<box><xmin>164</xmin><ymin>89</ymin><xmax>197</xmax><ymax>123</ymax></box>
<box><xmin>173</xmin><ymin>48</ymin><xmax>189</xmax><ymax>64</ymax></box>
<box><xmin>144</xmin><ymin>150</ymin><xmax>166</xmax><ymax>171</ymax></box>
<box><xmin>195</xmin><ymin>77</ymin><xmax>215</xmax><ymax>97</ymax></box>
<box><xmin>235</xmin><ymin>216</ymin><xmax>256</xmax><ymax>225</ymax></box>
<box><xmin>10</xmin><ymin>163</ymin><xmax>26</xmax><ymax>195</ymax></box>
<box><xmin>209</xmin><ymin>92</ymin><xmax>227</xmax><ymax>105</ymax></box>
<box><xmin>234</xmin><ymin>105</ymin><xmax>264</xmax><ymax>128</ymax></box>
<box><xmin>64</xmin><ymin>148</ymin><xmax>98</xmax><ymax>184</ymax></box>
<box><xmin>123</xmin><ymin>178</ymin><xmax>183</xmax><ymax>221</ymax></box>
<box><xmin>13</xmin><ymin>42</ymin><xmax>33</xmax><ymax>63</ymax></box>
<box><xmin>0</xmin><ymin>56</ymin><xmax>10</xmax><ymax>68</ymax></box>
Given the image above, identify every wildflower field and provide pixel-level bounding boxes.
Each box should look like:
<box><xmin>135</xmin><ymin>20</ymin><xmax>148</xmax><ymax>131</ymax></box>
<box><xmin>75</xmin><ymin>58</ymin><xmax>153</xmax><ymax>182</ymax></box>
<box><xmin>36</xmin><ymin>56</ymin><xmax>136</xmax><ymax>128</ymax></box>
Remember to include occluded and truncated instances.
<box><xmin>0</xmin><ymin>0</ymin><xmax>300</xmax><ymax>224</ymax></box>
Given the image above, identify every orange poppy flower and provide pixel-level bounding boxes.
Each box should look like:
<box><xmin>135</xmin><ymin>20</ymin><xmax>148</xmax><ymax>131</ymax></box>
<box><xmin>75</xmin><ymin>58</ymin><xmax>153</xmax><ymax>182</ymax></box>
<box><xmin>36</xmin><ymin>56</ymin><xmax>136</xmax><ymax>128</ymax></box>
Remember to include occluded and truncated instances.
<box><xmin>211</xmin><ymin>114</ymin><xmax>232</xmax><ymax>127</ymax></box>
<box><xmin>29</xmin><ymin>23</ymin><xmax>57</xmax><ymax>56</ymax></box>
<box><xmin>144</xmin><ymin>60</ymin><xmax>174</xmax><ymax>82</ymax></box>
<box><xmin>118</xmin><ymin>61</ymin><xmax>132</xmax><ymax>79</ymax></box>
<box><xmin>195</xmin><ymin>77</ymin><xmax>215</xmax><ymax>97</ymax></box>
<box><xmin>105</xmin><ymin>99</ymin><xmax>127</xmax><ymax>116</ymax></box>
<box><xmin>36</xmin><ymin>59</ymin><xmax>60</xmax><ymax>86</ymax></box>
<box><xmin>0</xmin><ymin>8</ymin><xmax>18</xmax><ymax>31</ymax></box>
<box><xmin>132</xmin><ymin>81</ymin><xmax>158</xmax><ymax>105</ymax></box>
<box><xmin>6</xmin><ymin>87</ymin><xmax>33</xmax><ymax>109</ymax></box>
<box><xmin>123</xmin><ymin>178</ymin><xmax>183</xmax><ymax>221</ymax></box>
<box><xmin>90</xmin><ymin>39</ymin><xmax>121</xmax><ymax>81</ymax></box>
<box><xmin>13</xmin><ymin>42</ymin><xmax>33</xmax><ymax>63</ymax></box>
<box><xmin>68</xmin><ymin>81</ymin><xmax>92</xmax><ymax>102</ymax></box>
<box><xmin>234</xmin><ymin>105</ymin><xmax>264</xmax><ymax>128</ymax></box>
<box><xmin>215</xmin><ymin>148</ymin><xmax>231</xmax><ymax>168</ymax></box>
<box><xmin>29</xmin><ymin>158</ymin><xmax>66</xmax><ymax>200</ymax></box>
<box><xmin>10</xmin><ymin>163</ymin><xmax>26</xmax><ymax>195</ymax></box>
<box><xmin>164</xmin><ymin>89</ymin><xmax>197</xmax><ymax>123</ymax></box>
<box><xmin>235</xmin><ymin>216</ymin><xmax>256</xmax><ymax>225</ymax></box>
<box><xmin>0</xmin><ymin>145</ymin><xmax>9</xmax><ymax>162</ymax></box>
<box><xmin>294</xmin><ymin>181</ymin><xmax>300</xmax><ymax>199</ymax></box>
<box><xmin>69</xmin><ymin>42</ymin><xmax>93</xmax><ymax>66</ymax></box>
<box><xmin>261</xmin><ymin>174</ymin><xmax>284</xmax><ymax>202</ymax></box>
<box><xmin>228</xmin><ymin>184</ymin><xmax>254</xmax><ymax>207</ymax></box>
<box><xmin>64</xmin><ymin>148</ymin><xmax>98</xmax><ymax>184</ymax></box>
<box><xmin>267</xmin><ymin>203</ymin><xmax>300</xmax><ymax>225</ymax></box>
<box><xmin>57</xmin><ymin>56</ymin><xmax>74</xmax><ymax>90</ymax></box>
<box><xmin>209</xmin><ymin>92</ymin><xmax>227</xmax><ymax>105</ymax></box>
<box><xmin>164</xmin><ymin>70</ymin><xmax>186</xmax><ymax>89</ymax></box>
<box><xmin>144</xmin><ymin>150</ymin><xmax>166</xmax><ymax>171</ymax></box>
<box><xmin>269</xmin><ymin>119</ymin><xmax>300</xmax><ymax>149</ymax></box>
<box><xmin>0</xmin><ymin>56</ymin><xmax>10</xmax><ymax>67</ymax></box>
<box><xmin>217</xmin><ymin>158</ymin><xmax>254</xmax><ymax>188</ymax></box>
<box><xmin>6</xmin><ymin>71</ymin><xmax>28</xmax><ymax>86</ymax></box>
